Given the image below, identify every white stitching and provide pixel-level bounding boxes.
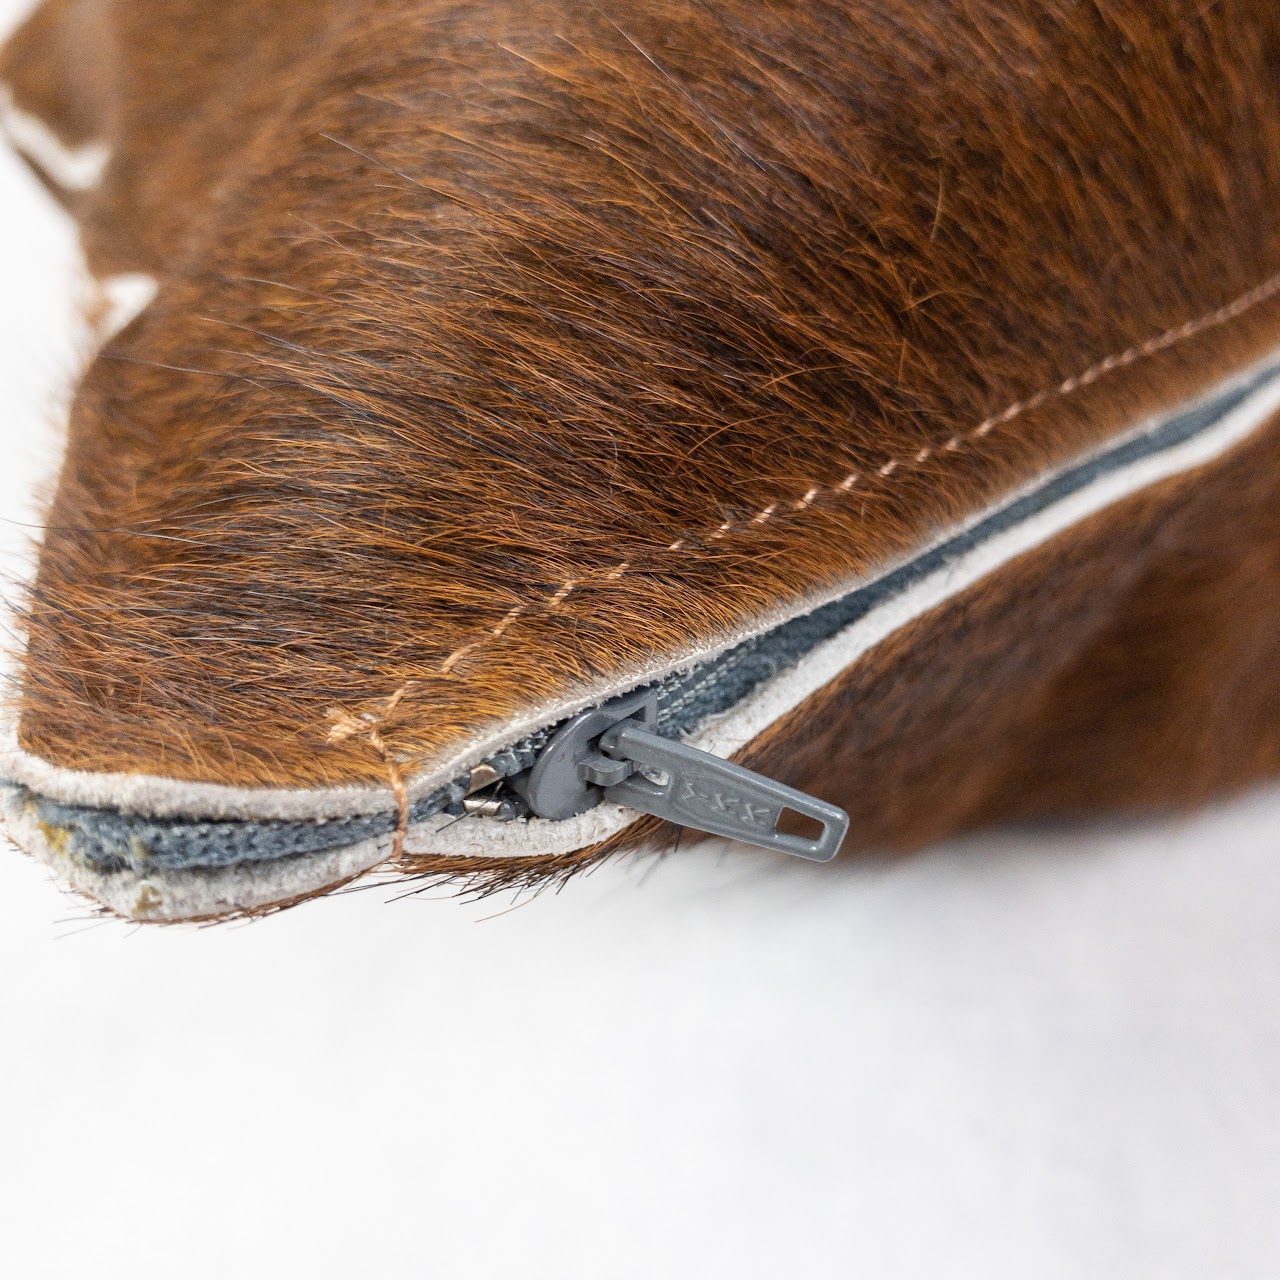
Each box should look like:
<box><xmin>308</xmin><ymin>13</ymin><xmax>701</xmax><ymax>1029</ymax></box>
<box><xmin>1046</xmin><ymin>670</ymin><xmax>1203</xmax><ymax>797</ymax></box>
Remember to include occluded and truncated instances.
<box><xmin>435</xmin><ymin>269</ymin><xmax>1280</xmax><ymax>675</ymax></box>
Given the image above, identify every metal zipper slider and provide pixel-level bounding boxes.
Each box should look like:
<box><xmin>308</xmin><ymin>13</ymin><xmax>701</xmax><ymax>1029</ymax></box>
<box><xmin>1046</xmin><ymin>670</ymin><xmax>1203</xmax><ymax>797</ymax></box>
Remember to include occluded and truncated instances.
<box><xmin>510</xmin><ymin>690</ymin><xmax>849</xmax><ymax>862</ymax></box>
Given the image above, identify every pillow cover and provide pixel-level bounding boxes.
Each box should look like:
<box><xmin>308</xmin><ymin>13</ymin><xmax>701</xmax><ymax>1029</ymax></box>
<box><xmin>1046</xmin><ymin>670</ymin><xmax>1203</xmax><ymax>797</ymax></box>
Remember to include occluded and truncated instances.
<box><xmin>3</xmin><ymin>0</ymin><xmax>1280</xmax><ymax>919</ymax></box>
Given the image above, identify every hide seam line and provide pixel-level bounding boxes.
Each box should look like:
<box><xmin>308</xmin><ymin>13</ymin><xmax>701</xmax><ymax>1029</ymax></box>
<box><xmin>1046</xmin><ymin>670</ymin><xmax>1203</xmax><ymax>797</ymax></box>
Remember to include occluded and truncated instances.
<box><xmin>432</xmin><ymin>266</ymin><xmax>1280</xmax><ymax>679</ymax></box>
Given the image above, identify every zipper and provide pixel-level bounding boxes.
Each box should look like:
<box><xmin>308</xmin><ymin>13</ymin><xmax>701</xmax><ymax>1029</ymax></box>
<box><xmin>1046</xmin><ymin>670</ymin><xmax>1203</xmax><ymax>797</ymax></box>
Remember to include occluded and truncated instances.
<box><xmin>36</xmin><ymin>358</ymin><xmax>1280</xmax><ymax>877</ymax></box>
<box><xmin>500</xmin><ymin>688</ymin><xmax>849</xmax><ymax>862</ymax></box>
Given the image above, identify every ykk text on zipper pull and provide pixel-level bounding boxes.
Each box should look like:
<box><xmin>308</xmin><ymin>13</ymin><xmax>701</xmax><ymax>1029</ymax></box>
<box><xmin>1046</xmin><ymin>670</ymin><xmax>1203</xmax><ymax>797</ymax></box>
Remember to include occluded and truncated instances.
<box><xmin>511</xmin><ymin>690</ymin><xmax>849</xmax><ymax>862</ymax></box>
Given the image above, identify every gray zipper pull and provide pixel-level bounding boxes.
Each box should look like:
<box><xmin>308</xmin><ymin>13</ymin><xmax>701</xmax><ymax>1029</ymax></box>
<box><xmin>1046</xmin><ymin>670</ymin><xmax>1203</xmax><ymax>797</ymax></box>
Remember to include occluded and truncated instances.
<box><xmin>511</xmin><ymin>690</ymin><xmax>849</xmax><ymax>862</ymax></box>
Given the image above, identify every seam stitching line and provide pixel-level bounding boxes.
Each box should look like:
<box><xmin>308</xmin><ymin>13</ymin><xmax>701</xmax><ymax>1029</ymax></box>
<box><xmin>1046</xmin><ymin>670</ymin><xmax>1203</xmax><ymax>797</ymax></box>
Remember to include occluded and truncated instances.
<box><xmin>429</xmin><ymin>268</ymin><xmax>1280</xmax><ymax>676</ymax></box>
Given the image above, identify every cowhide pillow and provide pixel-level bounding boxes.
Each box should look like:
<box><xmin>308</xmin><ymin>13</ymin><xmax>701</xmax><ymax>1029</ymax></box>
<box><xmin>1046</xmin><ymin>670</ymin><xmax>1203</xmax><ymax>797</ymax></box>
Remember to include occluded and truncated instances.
<box><xmin>3</xmin><ymin>0</ymin><xmax>1279</xmax><ymax>920</ymax></box>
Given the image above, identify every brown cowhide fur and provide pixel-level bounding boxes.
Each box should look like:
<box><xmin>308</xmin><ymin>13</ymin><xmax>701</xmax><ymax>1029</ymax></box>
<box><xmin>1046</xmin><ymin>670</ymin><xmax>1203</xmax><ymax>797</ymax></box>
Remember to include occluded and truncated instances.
<box><xmin>4</xmin><ymin>1</ymin><xmax>1280</xmax><ymax>885</ymax></box>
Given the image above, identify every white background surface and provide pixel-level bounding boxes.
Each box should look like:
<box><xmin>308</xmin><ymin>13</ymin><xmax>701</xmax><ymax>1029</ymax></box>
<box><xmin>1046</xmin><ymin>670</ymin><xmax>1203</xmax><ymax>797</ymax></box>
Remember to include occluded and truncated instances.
<box><xmin>1</xmin><ymin>3</ymin><xmax>1279</xmax><ymax>1274</ymax></box>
